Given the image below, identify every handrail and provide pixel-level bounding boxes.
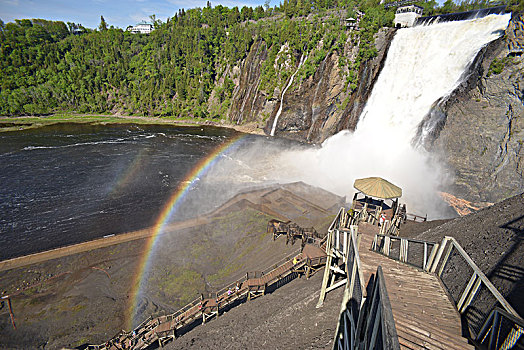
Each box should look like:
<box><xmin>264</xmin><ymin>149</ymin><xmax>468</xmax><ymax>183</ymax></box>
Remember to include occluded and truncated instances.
<box><xmin>475</xmin><ymin>307</ymin><xmax>524</xmax><ymax>349</ymax></box>
<box><xmin>372</xmin><ymin>233</ymin><xmax>523</xmax><ymax>343</ymax></box>
<box><xmin>334</xmin><ymin>265</ymin><xmax>400</xmax><ymax>350</ymax></box>
<box><xmin>260</xmin><ymin>248</ymin><xmax>302</xmax><ymax>275</ymax></box>
<box><xmin>430</xmin><ymin>236</ymin><xmax>520</xmax><ymax>319</ymax></box>
<box><xmin>332</xmin><ymin>226</ymin><xmax>401</xmax><ymax>349</ymax></box>
<box><xmin>328</xmin><ymin>207</ymin><xmax>346</xmax><ymax>232</ymax></box>
<box><xmin>405</xmin><ymin>212</ymin><xmax>427</xmax><ymax>222</ymax></box>
<box><xmin>368</xmin><ymin>266</ymin><xmax>401</xmax><ymax>350</ymax></box>
<box><xmin>333</xmin><ymin>226</ymin><xmax>366</xmax><ymax>349</ymax></box>
<box><xmin>371</xmin><ymin>234</ymin><xmax>439</xmax><ymax>271</ymax></box>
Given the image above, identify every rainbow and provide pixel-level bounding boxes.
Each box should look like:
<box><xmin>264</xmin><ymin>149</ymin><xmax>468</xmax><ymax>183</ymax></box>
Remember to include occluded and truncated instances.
<box><xmin>126</xmin><ymin>133</ymin><xmax>247</xmax><ymax>329</ymax></box>
<box><xmin>109</xmin><ymin>148</ymin><xmax>148</xmax><ymax>197</ymax></box>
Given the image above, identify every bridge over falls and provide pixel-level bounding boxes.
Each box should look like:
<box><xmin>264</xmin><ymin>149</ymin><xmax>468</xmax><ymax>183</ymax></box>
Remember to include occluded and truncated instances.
<box><xmin>87</xmin><ymin>204</ymin><xmax>523</xmax><ymax>349</ymax></box>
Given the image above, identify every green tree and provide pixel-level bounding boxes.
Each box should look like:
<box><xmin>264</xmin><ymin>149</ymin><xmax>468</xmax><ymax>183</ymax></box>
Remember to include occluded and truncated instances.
<box><xmin>99</xmin><ymin>16</ymin><xmax>108</xmax><ymax>31</ymax></box>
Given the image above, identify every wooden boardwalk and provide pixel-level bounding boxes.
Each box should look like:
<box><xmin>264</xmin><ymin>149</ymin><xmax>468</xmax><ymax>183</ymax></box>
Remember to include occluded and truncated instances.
<box><xmin>89</xmin><ymin>252</ymin><xmax>311</xmax><ymax>350</ymax></box>
<box><xmin>357</xmin><ymin>223</ymin><xmax>474</xmax><ymax>350</ymax></box>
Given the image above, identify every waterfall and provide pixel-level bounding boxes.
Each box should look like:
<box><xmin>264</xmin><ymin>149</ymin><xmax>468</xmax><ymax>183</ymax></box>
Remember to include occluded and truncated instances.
<box><xmin>274</xmin><ymin>14</ymin><xmax>511</xmax><ymax>218</ymax></box>
<box><xmin>270</xmin><ymin>54</ymin><xmax>307</xmax><ymax>136</ymax></box>
<box><xmin>353</xmin><ymin>14</ymin><xmax>510</xmax><ymax>145</ymax></box>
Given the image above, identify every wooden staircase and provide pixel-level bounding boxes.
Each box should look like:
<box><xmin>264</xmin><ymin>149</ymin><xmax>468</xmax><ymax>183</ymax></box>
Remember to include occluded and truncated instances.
<box><xmin>357</xmin><ymin>222</ymin><xmax>474</xmax><ymax>350</ymax></box>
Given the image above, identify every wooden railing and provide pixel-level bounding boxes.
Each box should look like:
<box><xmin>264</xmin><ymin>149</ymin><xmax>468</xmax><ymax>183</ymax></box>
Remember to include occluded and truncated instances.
<box><xmin>371</xmin><ymin>234</ymin><xmax>439</xmax><ymax>271</ymax></box>
<box><xmin>372</xmin><ymin>234</ymin><xmax>524</xmax><ymax>347</ymax></box>
<box><xmin>405</xmin><ymin>212</ymin><xmax>427</xmax><ymax>222</ymax></box>
<box><xmin>329</xmin><ymin>207</ymin><xmax>348</xmax><ymax>233</ymax></box>
<box><xmin>476</xmin><ymin>307</ymin><xmax>524</xmax><ymax>349</ymax></box>
<box><xmin>431</xmin><ymin>236</ymin><xmax>521</xmax><ymax>340</ymax></box>
<box><xmin>332</xmin><ymin>227</ymin><xmax>399</xmax><ymax>350</ymax></box>
<box><xmin>360</xmin><ymin>267</ymin><xmax>400</xmax><ymax>350</ymax></box>
<box><xmin>333</xmin><ymin>226</ymin><xmax>366</xmax><ymax>348</ymax></box>
<box><xmin>87</xmin><ymin>248</ymin><xmax>304</xmax><ymax>350</ymax></box>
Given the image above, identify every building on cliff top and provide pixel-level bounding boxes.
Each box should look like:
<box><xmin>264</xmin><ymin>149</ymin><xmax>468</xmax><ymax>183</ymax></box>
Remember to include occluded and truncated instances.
<box><xmin>394</xmin><ymin>5</ymin><xmax>423</xmax><ymax>28</ymax></box>
<box><xmin>126</xmin><ymin>22</ymin><xmax>154</xmax><ymax>34</ymax></box>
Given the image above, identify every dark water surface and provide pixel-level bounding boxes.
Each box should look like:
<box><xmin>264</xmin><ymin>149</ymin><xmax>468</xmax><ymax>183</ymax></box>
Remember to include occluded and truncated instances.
<box><xmin>0</xmin><ymin>123</ymin><xmax>241</xmax><ymax>260</ymax></box>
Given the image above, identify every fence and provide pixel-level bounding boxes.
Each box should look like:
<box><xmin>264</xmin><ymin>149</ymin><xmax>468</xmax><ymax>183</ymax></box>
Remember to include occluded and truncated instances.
<box><xmin>405</xmin><ymin>213</ymin><xmax>427</xmax><ymax>223</ymax></box>
<box><xmin>334</xmin><ymin>266</ymin><xmax>400</xmax><ymax>350</ymax></box>
<box><xmin>361</xmin><ymin>267</ymin><xmax>400</xmax><ymax>350</ymax></box>
<box><xmin>87</xmin><ymin>248</ymin><xmax>303</xmax><ymax>350</ymax></box>
<box><xmin>333</xmin><ymin>226</ymin><xmax>366</xmax><ymax>349</ymax></box>
<box><xmin>329</xmin><ymin>207</ymin><xmax>348</xmax><ymax>232</ymax></box>
<box><xmin>371</xmin><ymin>234</ymin><xmax>439</xmax><ymax>271</ymax></box>
<box><xmin>430</xmin><ymin>237</ymin><xmax>521</xmax><ymax>342</ymax></box>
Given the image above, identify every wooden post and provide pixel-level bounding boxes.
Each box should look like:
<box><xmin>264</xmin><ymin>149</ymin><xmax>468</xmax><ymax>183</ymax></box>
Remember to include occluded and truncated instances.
<box><xmin>438</xmin><ymin>243</ymin><xmax>454</xmax><ymax>277</ymax></box>
<box><xmin>317</xmin><ymin>229</ymin><xmax>333</xmax><ymax>308</ymax></box>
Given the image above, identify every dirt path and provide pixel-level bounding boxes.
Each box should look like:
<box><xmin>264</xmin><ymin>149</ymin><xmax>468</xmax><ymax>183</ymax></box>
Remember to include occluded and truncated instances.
<box><xmin>0</xmin><ymin>217</ymin><xmax>209</xmax><ymax>272</ymax></box>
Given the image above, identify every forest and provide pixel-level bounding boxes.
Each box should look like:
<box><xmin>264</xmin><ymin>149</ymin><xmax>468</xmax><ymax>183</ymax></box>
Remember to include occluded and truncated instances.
<box><xmin>0</xmin><ymin>0</ymin><xmax>521</xmax><ymax>118</ymax></box>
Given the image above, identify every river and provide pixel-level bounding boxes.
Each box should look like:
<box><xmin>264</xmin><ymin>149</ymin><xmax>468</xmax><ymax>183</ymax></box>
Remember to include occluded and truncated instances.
<box><xmin>0</xmin><ymin>123</ymin><xmax>246</xmax><ymax>260</ymax></box>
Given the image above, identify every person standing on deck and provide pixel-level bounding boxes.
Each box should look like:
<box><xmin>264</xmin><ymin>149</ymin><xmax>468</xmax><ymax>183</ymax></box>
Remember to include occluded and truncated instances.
<box><xmin>379</xmin><ymin>213</ymin><xmax>386</xmax><ymax>227</ymax></box>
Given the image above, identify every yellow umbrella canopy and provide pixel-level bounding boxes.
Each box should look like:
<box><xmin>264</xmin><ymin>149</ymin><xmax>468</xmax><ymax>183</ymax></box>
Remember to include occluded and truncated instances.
<box><xmin>353</xmin><ymin>177</ymin><xmax>402</xmax><ymax>200</ymax></box>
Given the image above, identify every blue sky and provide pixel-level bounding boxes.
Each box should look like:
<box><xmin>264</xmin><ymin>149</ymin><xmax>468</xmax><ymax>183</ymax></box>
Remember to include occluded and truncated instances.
<box><xmin>0</xmin><ymin>0</ymin><xmax>275</xmax><ymax>29</ymax></box>
<box><xmin>1</xmin><ymin>0</ymin><xmax>451</xmax><ymax>29</ymax></box>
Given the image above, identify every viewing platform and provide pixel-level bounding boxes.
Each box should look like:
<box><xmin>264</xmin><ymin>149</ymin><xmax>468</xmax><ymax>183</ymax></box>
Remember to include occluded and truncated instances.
<box><xmin>324</xmin><ymin>206</ymin><xmax>523</xmax><ymax>349</ymax></box>
<box><xmin>358</xmin><ymin>223</ymin><xmax>472</xmax><ymax>349</ymax></box>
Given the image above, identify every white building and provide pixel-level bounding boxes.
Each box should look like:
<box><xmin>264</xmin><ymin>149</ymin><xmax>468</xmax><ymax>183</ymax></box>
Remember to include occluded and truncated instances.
<box><xmin>126</xmin><ymin>22</ymin><xmax>154</xmax><ymax>34</ymax></box>
<box><xmin>344</xmin><ymin>10</ymin><xmax>365</xmax><ymax>30</ymax></box>
<box><xmin>394</xmin><ymin>5</ymin><xmax>423</xmax><ymax>28</ymax></box>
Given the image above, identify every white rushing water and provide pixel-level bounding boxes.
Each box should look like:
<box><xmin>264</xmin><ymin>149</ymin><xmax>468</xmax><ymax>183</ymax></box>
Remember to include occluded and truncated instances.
<box><xmin>273</xmin><ymin>14</ymin><xmax>511</xmax><ymax>218</ymax></box>
<box><xmin>271</xmin><ymin>54</ymin><xmax>308</xmax><ymax>136</ymax></box>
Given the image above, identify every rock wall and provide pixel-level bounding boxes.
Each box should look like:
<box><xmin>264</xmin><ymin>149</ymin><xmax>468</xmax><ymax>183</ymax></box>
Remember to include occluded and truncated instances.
<box><xmin>431</xmin><ymin>12</ymin><xmax>524</xmax><ymax>202</ymax></box>
<box><xmin>224</xmin><ymin>28</ymin><xmax>396</xmax><ymax>143</ymax></box>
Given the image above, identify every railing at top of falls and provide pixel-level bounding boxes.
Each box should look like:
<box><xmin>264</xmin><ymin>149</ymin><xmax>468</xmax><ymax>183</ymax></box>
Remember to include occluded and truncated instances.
<box><xmin>414</xmin><ymin>5</ymin><xmax>507</xmax><ymax>26</ymax></box>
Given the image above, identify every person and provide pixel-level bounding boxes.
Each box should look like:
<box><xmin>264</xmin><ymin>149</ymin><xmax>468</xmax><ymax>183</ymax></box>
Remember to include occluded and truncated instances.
<box><xmin>227</xmin><ymin>288</ymin><xmax>232</xmax><ymax>296</ymax></box>
<box><xmin>379</xmin><ymin>213</ymin><xmax>386</xmax><ymax>227</ymax></box>
<box><xmin>293</xmin><ymin>257</ymin><xmax>298</xmax><ymax>265</ymax></box>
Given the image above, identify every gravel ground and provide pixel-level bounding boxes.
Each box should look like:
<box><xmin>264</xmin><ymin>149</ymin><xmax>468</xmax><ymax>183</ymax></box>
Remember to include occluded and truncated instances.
<box><xmin>414</xmin><ymin>192</ymin><xmax>524</xmax><ymax>315</ymax></box>
<box><xmin>166</xmin><ymin>271</ymin><xmax>343</xmax><ymax>350</ymax></box>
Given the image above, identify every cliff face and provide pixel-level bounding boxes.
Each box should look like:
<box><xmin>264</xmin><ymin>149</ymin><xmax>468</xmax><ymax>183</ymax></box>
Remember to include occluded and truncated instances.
<box><xmin>222</xmin><ymin>28</ymin><xmax>396</xmax><ymax>143</ymax></box>
<box><xmin>430</xmin><ymin>13</ymin><xmax>524</xmax><ymax>202</ymax></box>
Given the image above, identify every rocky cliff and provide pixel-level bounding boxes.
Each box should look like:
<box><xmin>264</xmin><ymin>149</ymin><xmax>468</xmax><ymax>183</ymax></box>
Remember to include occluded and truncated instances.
<box><xmin>223</xmin><ymin>27</ymin><xmax>396</xmax><ymax>143</ymax></box>
<box><xmin>430</xmin><ymin>13</ymin><xmax>524</xmax><ymax>203</ymax></box>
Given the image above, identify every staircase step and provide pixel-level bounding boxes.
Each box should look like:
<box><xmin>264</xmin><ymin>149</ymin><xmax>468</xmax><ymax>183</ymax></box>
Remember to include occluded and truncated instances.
<box><xmin>398</xmin><ymin>334</ymin><xmax>427</xmax><ymax>350</ymax></box>
<box><xmin>399</xmin><ymin>312</ymin><xmax>465</xmax><ymax>339</ymax></box>
<box><xmin>395</xmin><ymin>318</ymin><xmax>473</xmax><ymax>349</ymax></box>
<box><xmin>396</xmin><ymin>327</ymin><xmax>446</xmax><ymax>350</ymax></box>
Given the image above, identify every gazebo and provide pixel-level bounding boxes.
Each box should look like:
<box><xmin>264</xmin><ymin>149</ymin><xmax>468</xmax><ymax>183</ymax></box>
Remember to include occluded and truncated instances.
<box><xmin>351</xmin><ymin>177</ymin><xmax>403</xmax><ymax>221</ymax></box>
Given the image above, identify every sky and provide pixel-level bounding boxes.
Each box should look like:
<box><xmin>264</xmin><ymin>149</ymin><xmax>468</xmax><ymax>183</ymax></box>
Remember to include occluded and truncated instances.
<box><xmin>0</xmin><ymin>0</ymin><xmax>452</xmax><ymax>29</ymax></box>
<box><xmin>0</xmin><ymin>0</ymin><xmax>275</xmax><ymax>29</ymax></box>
